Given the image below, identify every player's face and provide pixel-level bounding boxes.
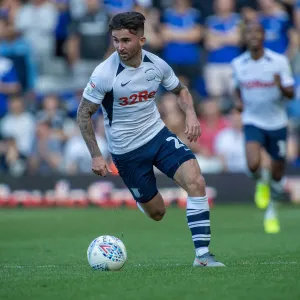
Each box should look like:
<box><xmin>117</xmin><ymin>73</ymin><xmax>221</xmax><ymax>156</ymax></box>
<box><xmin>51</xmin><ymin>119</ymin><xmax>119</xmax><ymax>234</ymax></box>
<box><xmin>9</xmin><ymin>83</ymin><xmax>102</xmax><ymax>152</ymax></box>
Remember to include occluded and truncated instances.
<box><xmin>112</xmin><ymin>29</ymin><xmax>146</xmax><ymax>62</ymax></box>
<box><xmin>245</xmin><ymin>23</ymin><xmax>264</xmax><ymax>51</ymax></box>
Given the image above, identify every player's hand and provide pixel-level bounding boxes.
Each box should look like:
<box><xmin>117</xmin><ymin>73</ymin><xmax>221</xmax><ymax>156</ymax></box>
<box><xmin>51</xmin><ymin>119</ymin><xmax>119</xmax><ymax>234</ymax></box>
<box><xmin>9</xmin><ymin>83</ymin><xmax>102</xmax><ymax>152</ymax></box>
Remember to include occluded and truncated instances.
<box><xmin>274</xmin><ymin>74</ymin><xmax>282</xmax><ymax>88</ymax></box>
<box><xmin>92</xmin><ymin>156</ymin><xmax>111</xmax><ymax>177</ymax></box>
<box><xmin>185</xmin><ymin>112</ymin><xmax>201</xmax><ymax>142</ymax></box>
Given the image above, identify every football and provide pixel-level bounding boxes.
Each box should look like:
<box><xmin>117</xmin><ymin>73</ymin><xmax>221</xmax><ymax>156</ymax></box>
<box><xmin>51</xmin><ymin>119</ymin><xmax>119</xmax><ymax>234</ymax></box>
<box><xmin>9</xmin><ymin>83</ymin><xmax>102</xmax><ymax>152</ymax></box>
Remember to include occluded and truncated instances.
<box><xmin>87</xmin><ymin>235</ymin><xmax>127</xmax><ymax>271</ymax></box>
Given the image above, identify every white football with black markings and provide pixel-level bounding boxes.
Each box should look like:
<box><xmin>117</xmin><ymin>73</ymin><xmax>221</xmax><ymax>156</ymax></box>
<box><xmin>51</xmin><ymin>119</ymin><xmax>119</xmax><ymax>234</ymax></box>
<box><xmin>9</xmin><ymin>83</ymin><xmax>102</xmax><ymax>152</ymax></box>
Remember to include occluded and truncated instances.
<box><xmin>87</xmin><ymin>235</ymin><xmax>127</xmax><ymax>271</ymax></box>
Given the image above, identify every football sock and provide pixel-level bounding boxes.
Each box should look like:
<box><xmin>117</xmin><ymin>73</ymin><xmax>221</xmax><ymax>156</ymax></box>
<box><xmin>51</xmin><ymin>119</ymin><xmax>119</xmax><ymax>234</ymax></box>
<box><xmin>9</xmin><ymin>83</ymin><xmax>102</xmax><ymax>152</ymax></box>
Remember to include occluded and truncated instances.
<box><xmin>246</xmin><ymin>168</ymin><xmax>261</xmax><ymax>181</ymax></box>
<box><xmin>186</xmin><ymin>196</ymin><xmax>210</xmax><ymax>257</ymax></box>
<box><xmin>265</xmin><ymin>200</ymin><xmax>278</xmax><ymax>220</ymax></box>
<box><xmin>270</xmin><ymin>178</ymin><xmax>285</xmax><ymax>201</ymax></box>
<box><xmin>261</xmin><ymin>168</ymin><xmax>271</xmax><ymax>184</ymax></box>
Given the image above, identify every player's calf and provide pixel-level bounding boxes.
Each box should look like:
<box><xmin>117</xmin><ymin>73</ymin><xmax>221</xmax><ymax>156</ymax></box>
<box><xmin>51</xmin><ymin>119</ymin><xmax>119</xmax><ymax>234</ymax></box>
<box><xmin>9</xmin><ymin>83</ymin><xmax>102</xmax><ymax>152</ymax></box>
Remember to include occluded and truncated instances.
<box><xmin>270</xmin><ymin>160</ymin><xmax>285</xmax><ymax>201</ymax></box>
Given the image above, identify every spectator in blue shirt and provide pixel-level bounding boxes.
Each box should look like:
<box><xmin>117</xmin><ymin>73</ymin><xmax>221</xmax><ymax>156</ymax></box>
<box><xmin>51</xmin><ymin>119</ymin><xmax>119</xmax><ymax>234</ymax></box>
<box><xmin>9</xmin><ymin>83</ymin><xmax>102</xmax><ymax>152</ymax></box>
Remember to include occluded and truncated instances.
<box><xmin>104</xmin><ymin>0</ymin><xmax>135</xmax><ymax>16</ymax></box>
<box><xmin>52</xmin><ymin>0</ymin><xmax>71</xmax><ymax>58</ymax></box>
<box><xmin>161</xmin><ymin>0</ymin><xmax>203</xmax><ymax>88</ymax></box>
<box><xmin>258</xmin><ymin>0</ymin><xmax>298</xmax><ymax>59</ymax></box>
<box><xmin>0</xmin><ymin>56</ymin><xmax>20</xmax><ymax>117</ymax></box>
<box><xmin>0</xmin><ymin>17</ymin><xmax>36</xmax><ymax>93</ymax></box>
<box><xmin>204</xmin><ymin>0</ymin><xmax>241</xmax><ymax>98</ymax></box>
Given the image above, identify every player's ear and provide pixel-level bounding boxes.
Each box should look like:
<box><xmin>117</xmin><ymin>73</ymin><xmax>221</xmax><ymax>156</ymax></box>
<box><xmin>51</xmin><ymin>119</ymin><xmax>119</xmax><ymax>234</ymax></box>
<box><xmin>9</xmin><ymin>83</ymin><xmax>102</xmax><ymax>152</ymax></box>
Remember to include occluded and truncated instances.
<box><xmin>140</xmin><ymin>36</ymin><xmax>146</xmax><ymax>47</ymax></box>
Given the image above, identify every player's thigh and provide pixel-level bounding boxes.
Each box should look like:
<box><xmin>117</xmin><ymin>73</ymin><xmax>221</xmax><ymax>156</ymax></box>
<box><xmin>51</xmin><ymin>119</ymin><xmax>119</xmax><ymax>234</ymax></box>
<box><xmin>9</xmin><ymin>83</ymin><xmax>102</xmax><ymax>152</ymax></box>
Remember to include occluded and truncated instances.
<box><xmin>266</xmin><ymin>127</ymin><xmax>287</xmax><ymax>180</ymax></box>
<box><xmin>265</xmin><ymin>127</ymin><xmax>287</xmax><ymax>162</ymax></box>
<box><xmin>244</xmin><ymin>125</ymin><xmax>265</xmax><ymax>168</ymax></box>
<box><xmin>153</xmin><ymin>128</ymin><xmax>204</xmax><ymax>196</ymax></box>
<box><xmin>112</xmin><ymin>152</ymin><xmax>158</xmax><ymax>204</ymax></box>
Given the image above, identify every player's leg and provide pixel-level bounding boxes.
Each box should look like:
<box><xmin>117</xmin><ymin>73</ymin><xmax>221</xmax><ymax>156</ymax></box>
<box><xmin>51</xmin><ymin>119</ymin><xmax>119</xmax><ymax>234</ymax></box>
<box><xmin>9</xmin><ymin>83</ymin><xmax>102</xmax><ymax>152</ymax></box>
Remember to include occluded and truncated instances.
<box><xmin>173</xmin><ymin>159</ymin><xmax>224</xmax><ymax>267</ymax></box>
<box><xmin>254</xmin><ymin>149</ymin><xmax>271</xmax><ymax>209</ymax></box>
<box><xmin>138</xmin><ymin>192</ymin><xmax>166</xmax><ymax>221</ymax></box>
<box><xmin>154</xmin><ymin>128</ymin><xmax>224</xmax><ymax>267</ymax></box>
<box><xmin>244</xmin><ymin>125</ymin><xmax>270</xmax><ymax>208</ymax></box>
<box><xmin>111</xmin><ymin>145</ymin><xmax>166</xmax><ymax>222</ymax></box>
<box><xmin>264</xmin><ymin>127</ymin><xmax>287</xmax><ymax>233</ymax></box>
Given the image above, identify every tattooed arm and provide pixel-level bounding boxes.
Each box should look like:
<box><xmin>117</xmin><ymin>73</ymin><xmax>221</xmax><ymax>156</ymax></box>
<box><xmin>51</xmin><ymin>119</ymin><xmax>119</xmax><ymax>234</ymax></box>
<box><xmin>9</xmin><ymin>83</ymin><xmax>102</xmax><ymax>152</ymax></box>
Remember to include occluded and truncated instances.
<box><xmin>171</xmin><ymin>82</ymin><xmax>196</xmax><ymax>115</ymax></box>
<box><xmin>170</xmin><ymin>82</ymin><xmax>201</xmax><ymax>142</ymax></box>
<box><xmin>77</xmin><ymin>97</ymin><xmax>101</xmax><ymax>157</ymax></box>
<box><xmin>77</xmin><ymin>97</ymin><xmax>111</xmax><ymax>176</ymax></box>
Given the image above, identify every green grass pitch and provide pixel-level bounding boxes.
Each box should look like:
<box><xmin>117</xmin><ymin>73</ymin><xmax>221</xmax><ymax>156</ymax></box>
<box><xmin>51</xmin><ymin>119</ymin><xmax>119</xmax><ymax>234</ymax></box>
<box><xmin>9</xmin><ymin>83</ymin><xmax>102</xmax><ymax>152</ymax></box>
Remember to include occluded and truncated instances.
<box><xmin>1</xmin><ymin>205</ymin><xmax>300</xmax><ymax>300</ymax></box>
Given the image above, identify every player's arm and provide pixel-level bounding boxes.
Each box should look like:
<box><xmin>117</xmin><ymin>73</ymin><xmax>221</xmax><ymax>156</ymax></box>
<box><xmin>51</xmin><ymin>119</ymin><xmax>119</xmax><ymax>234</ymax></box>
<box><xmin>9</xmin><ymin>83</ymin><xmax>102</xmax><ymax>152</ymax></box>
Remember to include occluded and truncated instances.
<box><xmin>274</xmin><ymin>57</ymin><xmax>295</xmax><ymax>100</ymax></box>
<box><xmin>274</xmin><ymin>74</ymin><xmax>294</xmax><ymax>99</ymax></box>
<box><xmin>77</xmin><ymin>98</ymin><xmax>111</xmax><ymax>176</ymax></box>
<box><xmin>171</xmin><ymin>82</ymin><xmax>201</xmax><ymax>142</ymax></box>
<box><xmin>77</xmin><ymin>98</ymin><xmax>101</xmax><ymax>158</ymax></box>
<box><xmin>231</xmin><ymin>62</ymin><xmax>243</xmax><ymax>112</ymax></box>
<box><xmin>233</xmin><ymin>87</ymin><xmax>243</xmax><ymax>112</ymax></box>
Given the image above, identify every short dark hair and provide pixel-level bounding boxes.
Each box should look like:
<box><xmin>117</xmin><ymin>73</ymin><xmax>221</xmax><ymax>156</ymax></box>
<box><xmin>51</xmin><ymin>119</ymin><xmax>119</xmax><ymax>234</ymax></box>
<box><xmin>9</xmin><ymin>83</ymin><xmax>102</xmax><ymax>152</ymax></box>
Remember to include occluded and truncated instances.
<box><xmin>109</xmin><ymin>12</ymin><xmax>145</xmax><ymax>35</ymax></box>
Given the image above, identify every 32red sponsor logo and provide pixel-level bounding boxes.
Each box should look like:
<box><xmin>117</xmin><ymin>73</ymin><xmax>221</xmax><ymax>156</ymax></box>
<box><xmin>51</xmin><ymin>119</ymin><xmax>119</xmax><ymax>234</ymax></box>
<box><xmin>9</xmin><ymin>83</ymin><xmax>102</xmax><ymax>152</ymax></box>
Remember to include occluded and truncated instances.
<box><xmin>119</xmin><ymin>90</ymin><xmax>156</xmax><ymax>106</ymax></box>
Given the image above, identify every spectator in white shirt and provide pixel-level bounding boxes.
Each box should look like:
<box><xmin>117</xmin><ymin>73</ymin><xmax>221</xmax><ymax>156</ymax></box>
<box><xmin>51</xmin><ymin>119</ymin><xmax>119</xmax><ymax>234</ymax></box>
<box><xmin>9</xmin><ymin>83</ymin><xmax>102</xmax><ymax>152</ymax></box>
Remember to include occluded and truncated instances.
<box><xmin>214</xmin><ymin>109</ymin><xmax>247</xmax><ymax>172</ymax></box>
<box><xmin>15</xmin><ymin>0</ymin><xmax>58</xmax><ymax>72</ymax></box>
<box><xmin>0</xmin><ymin>95</ymin><xmax>35</xmax><ymax>157</ymax></box>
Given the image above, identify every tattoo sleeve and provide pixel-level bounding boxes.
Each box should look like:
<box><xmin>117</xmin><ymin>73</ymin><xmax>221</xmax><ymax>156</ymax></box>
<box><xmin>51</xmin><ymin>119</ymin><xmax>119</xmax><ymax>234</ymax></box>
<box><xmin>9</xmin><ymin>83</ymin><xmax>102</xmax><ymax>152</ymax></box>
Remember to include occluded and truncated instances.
<box><xmin>170</xmin><ymin>81</ymin><xmax>185</xmax><ymax>95</ymax></box>
<box><xmin>77</xmin><ymin>97</ymin><xmax>101</xmax><ymax>158</ymax></box>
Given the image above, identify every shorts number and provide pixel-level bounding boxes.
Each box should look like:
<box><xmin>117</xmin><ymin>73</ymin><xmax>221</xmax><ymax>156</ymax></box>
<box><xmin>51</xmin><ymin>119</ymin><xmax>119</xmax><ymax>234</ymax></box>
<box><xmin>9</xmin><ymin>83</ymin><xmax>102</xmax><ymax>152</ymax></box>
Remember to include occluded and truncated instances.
<box><xmin>277</xmin><ymin>140</ymin><xmax>286</xmax><ymax>157</ymax></box>
<box><xmin>166</xmin><ymin>137</ymin><xmax>189</xmax><ymax>150</ymax></box>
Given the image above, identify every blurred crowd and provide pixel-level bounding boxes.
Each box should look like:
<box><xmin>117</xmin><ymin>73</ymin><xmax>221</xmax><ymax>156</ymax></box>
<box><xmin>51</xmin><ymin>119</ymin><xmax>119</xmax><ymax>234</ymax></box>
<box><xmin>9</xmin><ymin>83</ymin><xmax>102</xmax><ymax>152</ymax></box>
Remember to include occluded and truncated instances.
<box><xmin>0</xmin><ymin>0</ymin><xmax>300</xmax><ymax>177</ymax></box>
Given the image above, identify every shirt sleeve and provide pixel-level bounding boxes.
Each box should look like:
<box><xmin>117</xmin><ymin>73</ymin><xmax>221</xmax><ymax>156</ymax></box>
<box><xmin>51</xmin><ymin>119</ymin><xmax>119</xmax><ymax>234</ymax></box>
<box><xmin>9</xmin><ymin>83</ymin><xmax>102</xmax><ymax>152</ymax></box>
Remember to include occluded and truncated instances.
<box><xmin>159</xmin><ymin>59</ymin><xmax>180</xmax><ymax>91</ymax></box>
<box><xmin>279</xmin><ymin>56</ymin><xmax>295</xmax><ymax>87</ymax></box>
<box><xmin>82</xmin><ymin>66</ymin><xmax>110</xmax><ymax>104</ymax></box>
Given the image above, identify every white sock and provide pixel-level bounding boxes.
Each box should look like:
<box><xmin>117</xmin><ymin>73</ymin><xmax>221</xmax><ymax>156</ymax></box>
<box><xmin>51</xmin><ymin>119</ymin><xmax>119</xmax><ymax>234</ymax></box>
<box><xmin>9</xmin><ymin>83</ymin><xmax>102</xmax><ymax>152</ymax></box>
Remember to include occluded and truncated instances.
<box><xmin>186</xmin><ymin>196</ymin><xmax>210</xmax><ymax>257</ymax></box>
<box><xmin>246</xmin><ymin>169</ymin><xmax>261</xmax><ymax>181</ymax></box>
<box><xmin>264</xmin><ymin>200</ymin><xmax>278</xmax><ymax>220</ymax></box>
<box><xmin>261</xmin><ymin>168</ymin><xmax>271</xmax><ymax>184</ymax></box>
<box><xmin>196</xmin><ymin>247</ymin><xmax>209</xmax><ymax>257</ymax></box>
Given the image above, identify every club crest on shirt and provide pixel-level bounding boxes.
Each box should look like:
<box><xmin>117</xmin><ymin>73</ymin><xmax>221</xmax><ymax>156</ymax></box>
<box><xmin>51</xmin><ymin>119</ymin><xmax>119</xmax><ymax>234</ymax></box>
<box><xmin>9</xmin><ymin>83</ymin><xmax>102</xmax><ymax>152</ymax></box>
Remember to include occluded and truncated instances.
<box><xmin>145</xmin><ymin>68</ymin><xmax>158</xmax><ymax>81</ymax></box>
<box><xmin>86</xmin><ymin>80</ymin><xmax>96</xmax><ymax>95</ymax></box>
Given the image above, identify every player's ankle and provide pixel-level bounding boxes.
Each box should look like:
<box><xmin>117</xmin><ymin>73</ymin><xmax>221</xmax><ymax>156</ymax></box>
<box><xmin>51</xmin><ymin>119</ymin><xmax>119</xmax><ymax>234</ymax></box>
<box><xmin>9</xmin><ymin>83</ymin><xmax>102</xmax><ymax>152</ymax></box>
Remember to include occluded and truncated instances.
<box><xmin>196</xmin><ymin>247</ymin><xmax>209</xmax><ymax>257</ymax></box>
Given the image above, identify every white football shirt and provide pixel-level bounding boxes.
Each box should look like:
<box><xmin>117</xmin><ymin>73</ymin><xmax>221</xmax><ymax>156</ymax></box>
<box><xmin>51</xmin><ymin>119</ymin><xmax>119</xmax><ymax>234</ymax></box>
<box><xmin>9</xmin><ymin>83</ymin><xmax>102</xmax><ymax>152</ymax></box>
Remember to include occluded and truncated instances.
<box><xmin>231</xmin><ymin>49</ymin><xmax>294</xmax><ymax>130</ymax></box>
<box><xmin>83</xmin><ymin>49</ymin><xmax>179</xmax><ymax>154</ymax></box>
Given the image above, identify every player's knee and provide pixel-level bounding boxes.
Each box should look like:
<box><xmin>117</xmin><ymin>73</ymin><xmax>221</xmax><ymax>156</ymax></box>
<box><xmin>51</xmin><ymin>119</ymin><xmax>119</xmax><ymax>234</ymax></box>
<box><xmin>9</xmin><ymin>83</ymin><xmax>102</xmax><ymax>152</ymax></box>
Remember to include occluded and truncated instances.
<box><xmin>247</xmin><ymin>160</ymin><xmax>260</xmax><ymax>173</ymax></box>
<box><xmin>186</xmin><ymin>175</ymin><xmax>206</xmax><ymax>195</ymax></box>
<box><xmin>149</xmin><ymin>208</ymin><xmax>166</xmax><ymax>221</ymax></box>
<box><xmin>271</xmin><ymin>169</ymin><xmax>284</xmax><ymax>181</ymax></box>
